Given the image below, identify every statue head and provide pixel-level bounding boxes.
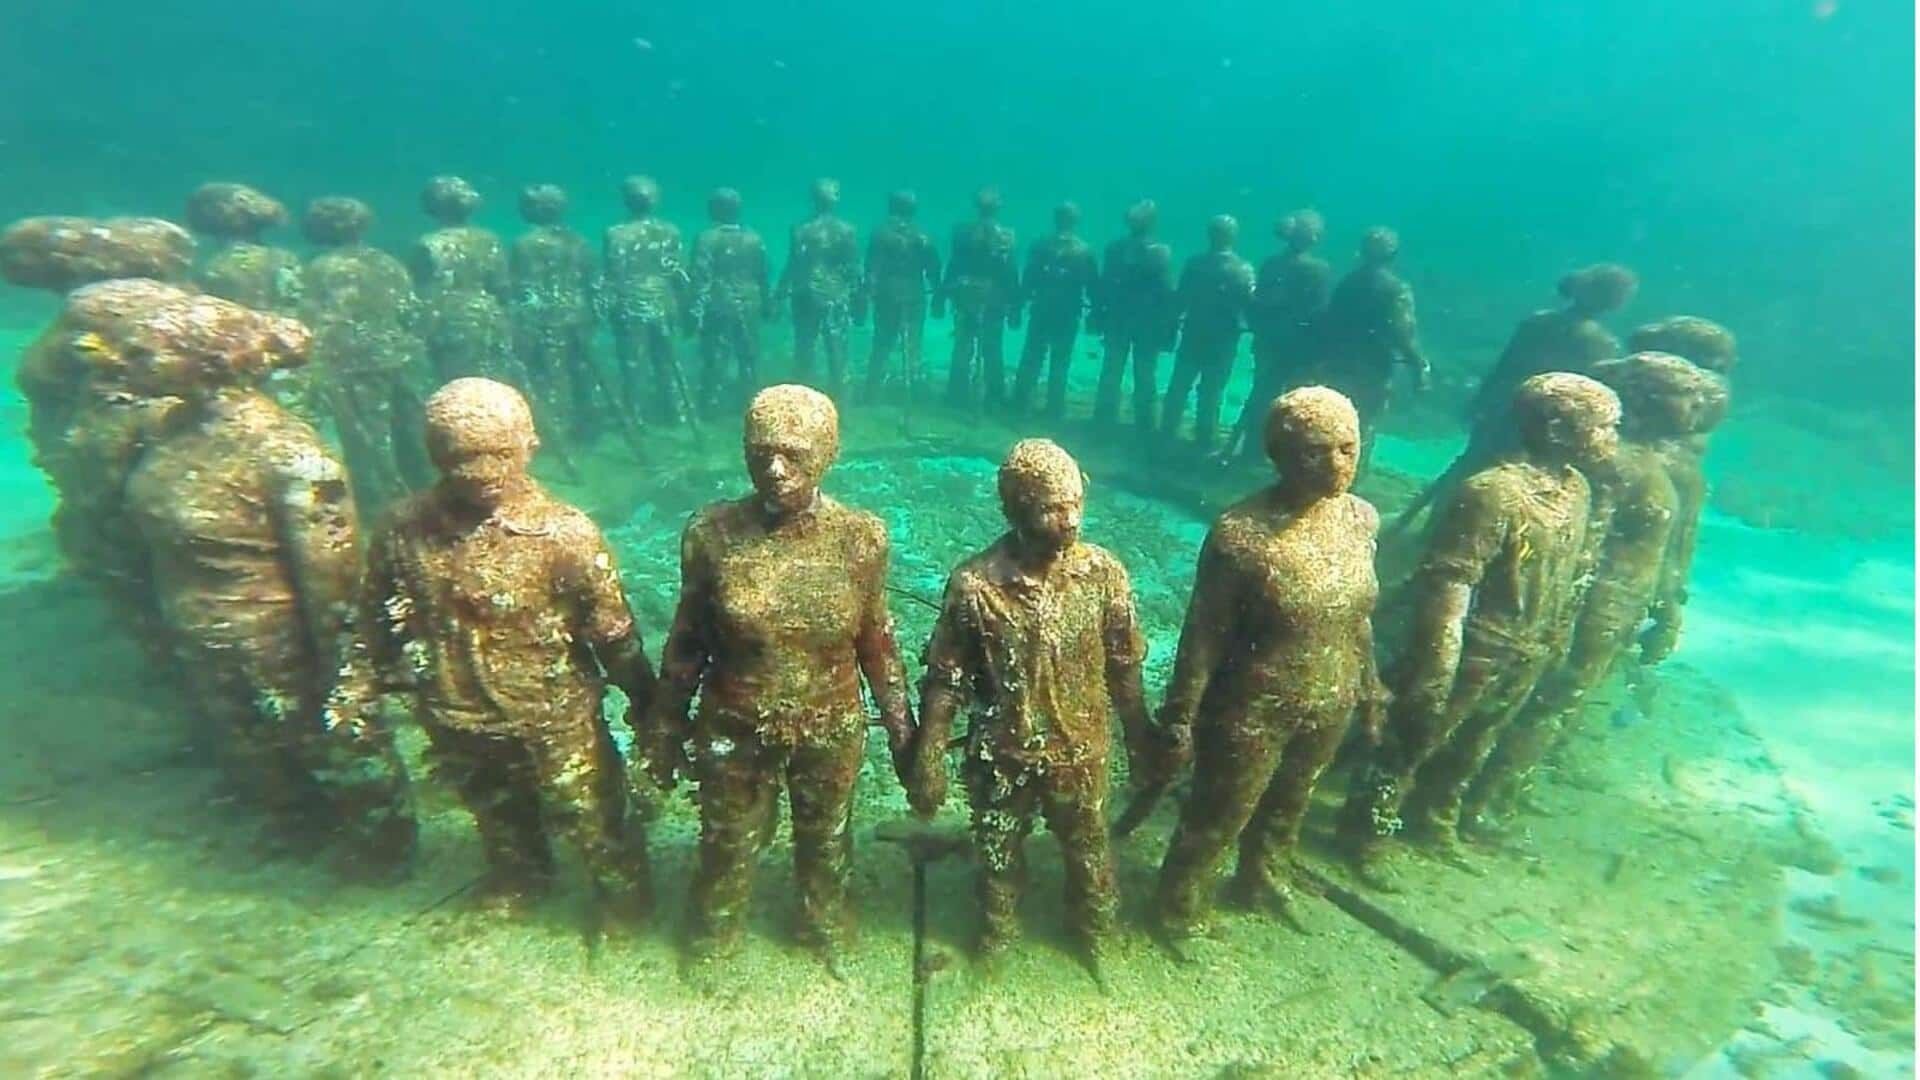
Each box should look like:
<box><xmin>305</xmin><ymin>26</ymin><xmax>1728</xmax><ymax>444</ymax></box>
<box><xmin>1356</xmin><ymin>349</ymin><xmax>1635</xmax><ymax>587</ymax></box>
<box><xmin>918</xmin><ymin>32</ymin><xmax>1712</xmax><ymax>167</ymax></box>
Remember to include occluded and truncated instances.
<box><xmin>1594</xmin><ymin>351</ymin><xmax>1731</xmax><ymax>440</ymax></box>
<box><xmin>997</xmin><ymin>438</ymin><xmax>1085</xmax><ymax>556</ymax></box>
<box><xmin>887</xmin><ymin>189</ymin><xmax>918</xmax><ymax>218</ymax></box>
<box><xmin>1627</xmin><ymin>316</ymin><xmax>1738</xmax><ymax>374</ymax></box>
<box><xmin>1124</xmin><ymin>199</ymin><xmax>1158</xmax><ymax>236</ymax></box>
<box><xmin>744</xmin><ymin>384</ymin><xmax>839</xmax><ymax>516</ymax></box>
<box><xmin>1207</xmin><ymin>213</ymin><xmax>1239</xmax><ymax>252</ymax></box>
<box><xmin>1360</xmin><ymin>226</ymin><xmax>1399</xmax><ymax>265</ymax></box>
<box><xmin>1053</xmin><ymin>201</ymin><xmax>1081</xmax><ymax>232</ymax></box>
<box><xmin>1557</xmin><ymin>263</ymin><xmax>1638</xmax><ymax>316</ymax></box>
<box><xmin>302</xmin><ymin>197</ymin><xmax>374</xmax><ymax>247</ymax></box>
<box><xmin>621</xmin><ymin>175</ymin><xmax>661</xmax><ymax>216</ymax></box>
<box><xmin>424</xmin><ymin>377</ymin><xmax>540</xmax><ymax>510</ymax></box>
<box><xmin>707</xmin><ymin>186</ymin><xmax>743</xmax><ymax>225</ymax></box>
<box><xmin>1276</xmin><ymin>209</ymin><xmax>1325</xmax><ymax>252</ymax></box>
<box><xmin>66</xmin><ymin>279</ymin><xmax>310</xmax><ymax>401</ymax></box>
<box><xmin>1264</xmin><ymin>385</ymin><xmax>1361</xmax><ymax>498</ymax></box>
<box><xmin>974</xmin><ymin>187</ymin><xmax>1003</xmax><ymax>217</ymax></box>
<box><xmin>518</xmin><ymin>184</ymin><xmax>569</xmax><ymax>226</ymax></box>
<box><xmin>811</xmin><ymin>177</ymin><xmax>841</xmax><ymax>213</ymax></box>
<box><xmin>421</xmin><ymin>176</ymin><xmax>482</xmax><ymax>225</ymax></box>
<box><xmin>1513</xmin><ymin>372</ymin><xmax>1621</xmax><ymax>469</ymax></box>
<box><xmin>184</xmin><ymin>183</ymin><xmax>288</xmax><ymax>241</ymax></box>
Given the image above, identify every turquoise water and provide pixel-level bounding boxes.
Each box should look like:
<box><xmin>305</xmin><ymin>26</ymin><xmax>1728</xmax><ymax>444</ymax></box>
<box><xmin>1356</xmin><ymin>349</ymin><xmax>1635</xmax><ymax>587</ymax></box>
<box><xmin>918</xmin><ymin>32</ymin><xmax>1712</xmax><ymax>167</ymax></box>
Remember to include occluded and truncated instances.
<box><xmin>0</xmin><ymin>1</ymin><xmax>1913</xmax><ymax>1076</ymax></box>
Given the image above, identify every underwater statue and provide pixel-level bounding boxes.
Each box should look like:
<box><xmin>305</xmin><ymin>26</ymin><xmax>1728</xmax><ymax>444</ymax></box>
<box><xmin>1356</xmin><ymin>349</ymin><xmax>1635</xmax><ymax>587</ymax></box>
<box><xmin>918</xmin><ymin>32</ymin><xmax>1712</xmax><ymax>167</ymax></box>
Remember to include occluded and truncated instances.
<box><xmin>410</xmin><ymin>175</ymin><xmax>526</xmax><ymax>388</ymax></box>
<box><xmin>602</xmin><ymin>175</ymin><xmax>691</xmax><ymax>424</ymax></box>
<box><xmin>1338</xmin><ymin>372</ymin><xmax>1619</xmax><ymax>885</ymax></box>
<box><xmin>1161</xmin><ymin>214</ymin><xmax>1256</xmax><ymax>452</ymax></box>
<box><xmin>937</xmin><ymin>187</ymin><xmax>1020</xmax><ymax>410</ymax></box>
<box><xmin>1155</xmin><ymin>386</ymin><xmax>1385</xmax><ymax>935</ymax></box>
<box><xmin>510</xmin><ymin>183</ymin><xmax>600</xmax><ymax>446</ymax></box>
<box><xmin>860</xmin><ymin>189</ymin><xmax>941</xmax><ymax>402</ymax></box>
<box><xmin>1390</xmin><ymin>263</ymin><xmax>1635</xmax><ymax>533</ymax></box>
<box><xmin>299</xmin><ymin>195</ymin><xmax>435</xmax><ymax>515</ymax></box>
<box><xmin>650</xmin><ymin>385</ymin><xmax>913</xmax><ymax>970</ymax></box>
<box><xmin>1223</xmin><ymin>211</ymin><xmax>1333</xmax><ymax>462</ymax></box>
<box><xmin>774</xmin><ymin>178</ymin><xmax>861</xmax><ymax>399</ymax></box>
<box><xmin>1463</xmin><ymin>353</ymin><xmax>1730</xmax><ymax>832</ymax></box>
<box><xmin>909</xmin><ymin>438</ymin><xmax>1152</xmax><ymax>973</ymax></box>
<box><xmin>185</xmin><ymin>182</ymin><xmax>303</xmax><ymax>315</ymax></box>
<box><xmin>1627</xmin><ymin>315</ymin><xmax>1738</xmax><ymax>375</ymax></box>
<box><xmin>1090</xmin><ymin>199</ymin><xmax>1178</xmax><ymax>431</ymax></box>
<box><xmin>1011</xmin><ymin>201</ymin><xmax>1099</xmax><ymax>420</ymax></box>
<box><xmin>688</xmin><ymin>187</ymin><xmax>771</xmax><ymax>415</ymax></box>
<box><xmin>99</xmin><ymin>280</ymin><xmax>416</xmax><ymax>873</ymax></box>
<box><xmin>331</xmin><ymin>377</ymin><xmax>655</xmax><ymax>916</ymax></box>
<box><xmin>0</xmin><ymin>214</ymin><xmax>194</xmax><ymax>291</ymax></box>
<box><xmin>1308</xmin><ymin>227</ymin><xmax>1429</xmax><ymax>466</ymax></box>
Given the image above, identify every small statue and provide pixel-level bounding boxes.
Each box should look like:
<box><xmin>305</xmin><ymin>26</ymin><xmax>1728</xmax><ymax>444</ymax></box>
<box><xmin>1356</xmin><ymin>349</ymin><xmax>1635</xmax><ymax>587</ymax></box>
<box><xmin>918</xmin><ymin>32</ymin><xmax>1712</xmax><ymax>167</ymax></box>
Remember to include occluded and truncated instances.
<box><xmin>909</xmin><ymin>439</ymin><xmax>1152</xmax><ymax>973</ymax></box>
<box><xmin>1463</xmin><ymin>353</ymin><xmax>1729</xmax><ymax>830</ymax></box>
<box><xmin>1090</xmin><ymin>199</ymin><xmax>1178</xmax><ymax>431</ymax></box>
<box><xmin>331</xmin><ymin>378</ymin><xmax>656</xmax><ymax>915</ymax></box>
<box><xmin>299</xmin><ymin>196</ymin><xmax>435</xmax><ymax>515</ymax></box>
<box><xmin>1308</xmin><ymin>227</ymin><xmax>1429</xmax><ymax>467</ymax></box>
<box><xmin>510</xmin><ymin>183</ymin><xmax>600</xmax><ymax>444</ymax></box>
<box><xmin>1011</xmin><ymin>202</ymin><xmax>1098</xmax><ymax>419</ymax></box>
<box><xmin>1224</xmin><ymin>211</ymin><xmax>1332</xmax><ymax>462</ymax></box>
<box><xmin>185</xmin><ymin>182</ymin><xmax>304</xmax><ymax>314</ymax></box>
<box><xmin>602</xmin><ymin>175</ymin><xmax>691</xmax><ymax>423</ymax></box>
<box><xmin>1161</xmin><ymin>214</ymin><xmax>1255</xmax><ymax>451</ymax></box>
<box><xmin>650</xmin><ymin>385</ymin><xmax>913</xmax><ymax>969</ymax></box>
<box><xmin>99</xmin><ymin>280</ymin><xmax>416</xmax><ymax>872</ymax></box>
<box><xmin>688</xmin><ymin>187</ymin><xmax>771</xmax><ymax>415</ymax></box>
<box><xmin>411</xmin><ymin>176</ymin><xmax>527</xmax><ymax>388</ymax></box>
<box><xmin>938</xmin><ymin>187</ymin><xmax>1020</xmax><ymax>410</ymax></box>
<box><xmin>861</xmin><ymin>190</ymin><xmax>941</xmax><ymax>401</ymax></box>
<box><xmin>774</xmin><ymin>179</ymin><xmax>861</xmax><ymax>399</ymax></box>
<box><xmin>1338</xmin><ymin>373</ymin><xmax>1619</xmax><ymax>886</ymax></box>
<box><xmin>1155</xmin><ymin>387</ymin><xmax>1385</xmax><ymax>935</ymax></box>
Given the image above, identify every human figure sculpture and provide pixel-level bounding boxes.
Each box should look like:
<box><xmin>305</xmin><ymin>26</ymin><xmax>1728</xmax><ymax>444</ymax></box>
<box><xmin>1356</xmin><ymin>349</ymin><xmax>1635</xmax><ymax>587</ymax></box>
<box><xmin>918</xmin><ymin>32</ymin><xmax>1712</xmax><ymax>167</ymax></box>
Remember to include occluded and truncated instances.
<box><xmin>510</xmin><ymin>183</ymin><xmax>600</xmax><ymax>444</ymax></box>
<box><xmin>186</xmin><ymin>182</ymin><xmax>303</xmax><ymax>315</ymax></box>
<box><xmin>1338</xmin><ymin>373</ymin><xmax>1619</xmax><ymax>886</ymax></box>
<box><xmin>909</xmin><ymin>439</ymin><xmax>1152</xmax><ymax>974</ymax></box>
<box><xmin>1223</xmin><ymin>211</ymin><xmax>1332</xmax><ymax>461</ymax></box>
<box><xmin>331</xmin><ymin>378</ymin><xmax>656</xmax><ymax>916</ymax></box>
<box><xmin>98</xmin><ymin>280</ymin><xmax>416</xmax><ymax>872</ymax></box>
<box><xmin>300</xmin><ymin>196</ymin><xmax>435</xmax><ymax>515</ymax></box>
<box><xmin>1011</xmin><ymin>202</ymin><xmax>1098</xmax><ymax>419</ymax></box>
<box><xmin>603</xmin><ymin>175</ymin><xmax>691</xmax><ymax>423</ymax></box>
<box><xmin>1627</xmin><ymin>316</ymin><xmax>1737</xmax><ymax>375</ymax></box>
<box><xmin>1309</xmin><ymin>227</ymin><xmax>1429</xmax><ymax>466</ymax></box>
<box><xmin>861</xmin><ymin>190</ymin><xmax>941</xmax><ymax>402</ymax></box>
<box><xmin>1155</xmin><ymin>387</ymin><xmax>1385</xmax><ymax>935</ymax></box>
<box><xmin>1161</xmin><ymin>214</ymin><xmax>1255</xmax><ymax>452</ymax></box>
<box><xmin>1463</xmin><ymin>353</ymin><xmax>1729</xmax><ymax>831</ymax></box>
<box><xmin>688</xmin><ymin>187</ymin><xmax>771</xmax><ymax>415</ymax></box>
<box><xmin>775</xmin><ymin>178</ymin><xmax>861</xmax><ymax>398</ymax></box>
<box><xmin>1090</xmin><ymin>199</ymin><xmax>1178</xmax><ymax>432</ymax></box>
<box><xmin>650</xmin><ymin>385</ymin><xmax>913</xmax><ymax>970</ymax></box>
<box><xmin>938</xmin><ymin>187</ymin><xmax>1020</xmax><ymax>410</ymax></box>
<box><xmin>411</xmin><ymin>176</ymin><xmax>526</xmax><ymax>388</ymax></box>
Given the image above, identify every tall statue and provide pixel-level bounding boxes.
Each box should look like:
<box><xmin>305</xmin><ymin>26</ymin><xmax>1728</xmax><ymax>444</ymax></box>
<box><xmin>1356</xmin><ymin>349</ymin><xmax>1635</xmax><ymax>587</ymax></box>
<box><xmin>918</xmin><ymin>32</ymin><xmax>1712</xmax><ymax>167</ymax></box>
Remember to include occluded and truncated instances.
<box><xmin>1161</xmin><ymin>214</ymin><xmax>1255</xmax><ymax>451</ymax></box>
<box><xmin>650</xmin><ymin>385</ymin><xmax>913</xmax><ymax>972</ymax></box>
<box><xmin>603</xmin><ymin>175</ymin><xmax>691</xmax><ymax>423</ymax></box>
<box><xmin>411</xmin><ymin>176</ymin><xmax>526</xmax><ymax>388</ymax></box>
<box><xmin>1309</xmin><ymin>227</ymin><xmax>1429</xmax><ymax>466</ymax></box>
<box><xmin>1155</xmin><ymin>387</ymin><xmax>1384</xmax><ymax>935</ymax></box>
<box><xmin>1223</xmin><ymin>211</ymin><xmax>1332</xmax><ymax>462</ymax></box>
<box><xmin>938</xmin><ymin>187</ymin><xmax>1020</xmax><ymax>410</ymax></box>
<box><xmin>775</xmin><ymin>178</ymin><xmax>861</xmax><ymax>399</ymax></box>
<box><xmin>1011</xmin><ymin>202</ymin><xmax>1098</xmax><ymax>419</ymax></box>
<box><xmin>688</xmin><ymin>187</ymin><xmax>771</xmax><ymax>415</ymax></box>
<box><xmin>860</xmin><ymin>190</ymin><xmax>941</xmax><ymax>402</ymax></box>
<box><xmin>1090</xmin><ymin>200</ymin><xmax>1178</xmax><ymax>433</ymax></box>
<box><xmin>510</xmin><ymin>183</ymin><xmax>600</xmax><ymax>445</ymax></box>
<box><xmin>186</xmin><ymin>182</ymin><xmax>303</xmax><ymax>315</ymax></box>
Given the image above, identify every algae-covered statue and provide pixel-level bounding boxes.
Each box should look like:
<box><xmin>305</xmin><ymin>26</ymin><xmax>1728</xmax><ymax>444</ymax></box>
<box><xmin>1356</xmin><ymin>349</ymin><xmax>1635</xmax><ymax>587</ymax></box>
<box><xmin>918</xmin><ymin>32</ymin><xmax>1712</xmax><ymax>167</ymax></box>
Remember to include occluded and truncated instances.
<box><xmin>860</xmin><ymin>189</ymin><xmax>941</xmax><ymax>402</ymax></box>
<box><xmin>938</xmin><ymin>187</ymin><xmax>1020</xmax><ymax>410</ymax></box>
<box><xmin>1161</xmin><ymin>214</ymin><xmax>1256</xmax><ymax>452</ymax></box>
<box><xmin>1090</xmin><ymin>199</ymin><xmax>1178</xmax><ymax>431</ymax></box>
<box><xmin>0</xmin><ymin>215</ymin><xmax>195</xmax><ymax>292</ymax></box>
<box><xmin>688</xmin><ymin>186</ymin><xmax>771</xmax><ymax>415</ymax></box>
<box><xmin>1011</xmin><ymin>201</ymin><xmax>1099</xmax><ymax>419</ymax></box>
<box><xmin>1464</xmin><ymin>353</ymin><xmax>1729</xmax><ymax>832</ymax></box>
<box><xmin>1224</xmin><ymin>211</ymin><xmax>1332</xmax><ymax>462</ymax></box>
<box><xmin>1339</xmin><ymin>372</ymin><xmax>1618</xmax><ymax>885</ymax></box>
<box><xmin>411</xmin><ymin>176</ymin><xmax>525</xmax><ymax>387</ymax></box>
<box><xmin>1390</xmin><ymin>263</ymin><xmax>1635</xmax><ymax>533</ymax></box>
<box><xmin>909</xmin><ymin>439</ymin><xmax>1152</xmax><ymax>974</ymax></box>
<box><xmin>774</xmin><ymin>178</ymin><xmax>861</xmax><ymax>399</ymax></box>
<box><xmin>90</xmin><ymin>280</ymin><xmax>415</xmax><ymax>873</ymax></box>
<box><xmin>510</xmin><ymin>183</ymin><xmax>600</xmax><ymax>445</ymax></box>
<box><xmin>299</xmin><ymin>196</ymin><xmax>434</xmax><ymax>515</ymax></box>
<box><xmin>330</xmin><ymin>378</ymin><xmax>655</xmax><ymax>916</ymax></box>
<box><xmin>1155</xmin><ymin>387</ymin><xmax>1385</xmax><ymax>935</ymax></box>
<box><xmin>650</xmin><ymin>385</ymin><xmax>913</xmax><ymax>970</ymax></box>
<box><xmin>1627</xmin><ymin>316</ymin><xmax>1737</xmax><ymax>376</ymax></box>
<box><xmin>603</xmin><ymin>175</ymin><xmax>691</xmax><ymax>423</ymax></box>
<box><xmin>185</xmin><ymin>182</ymin><xmax>303</xmax><ymax>315</ymax></box>
<box><xmin>1309</xmin><ymin>226</ymin><xmax>1429</xmax><ymax>466</ymax></box>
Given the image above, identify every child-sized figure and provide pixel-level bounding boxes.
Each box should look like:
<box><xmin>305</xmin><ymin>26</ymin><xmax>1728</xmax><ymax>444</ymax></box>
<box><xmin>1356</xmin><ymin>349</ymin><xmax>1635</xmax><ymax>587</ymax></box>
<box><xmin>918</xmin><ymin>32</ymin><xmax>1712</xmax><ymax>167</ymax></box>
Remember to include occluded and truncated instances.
<box><xmin>1338</xmin><ymin>373</ymin><xmax>1619</xmax><ymax>887</ymax></box>
<box><xmin>186</xmin><ymin>182</ymin><xmax>303</xmax><ymax>315</ymax></box>
<box><xmin>334</xmin><ymin>378</ymin><xmax>656</xmax><ymax>917</ymax></box>
<box><xmin>688</xmin><ymin>187</ymin><xmax>771</xmax><ymax>415</ymax></box>
<box><xmin>938</xmin><ymin>187</ymin><xmax>1020</xmax><ymax>410</ymax></box>
<box><xmin>1012</xmin><ymin>201</ymin><xmax>1098</xmax><ymax>419</ymax></box>
<box><xmin>861</xmin><ymin>190</ymin><xmax>941</xmax><ymax>401</ymax></box>
<box><xmin>510</xmin><ymin>184</ymin><xmax>600</xmax><ymax>444</ymax></box>
<box><xmin>411</xmin><ymin>176</ymin><xmax>526</xmax><ymax>388</ymax></box>
<box><xmin>774</xmin><ymin>178</ymin><xmax>861</xmax><ymax>398</ymax></box>
<box><xmin>103</xmin><ymin>280</ymin><xmax>415</xmax><ymax>873</ymax></box>
<box><xmin>1090</xmin><ymin>200</ymin><xmax>1178</xmax><ymax>432</ymax></box>
<box><xmin>1463</xmin><ymin>353</ymin><xmax>1729</xmax><ymax>830</ymax></box>
<box><xmin>909</xmin><ymin>439</ymin><xmax>1154</xmax><ymax>975</ymax></box>
<box><xmin>603</xmin><ymin>175</ymin><xmax>690</xmax><ymax>423</ymax></box>
<box><xmin>1154</xmin><ymin>387</ymin><xmax>1385</xmax><ymax>936</ymax></box>
<box><xmin>650</xmin><ymin>385</ymin><xmax>913</xmax><ymax>970</ymax></box>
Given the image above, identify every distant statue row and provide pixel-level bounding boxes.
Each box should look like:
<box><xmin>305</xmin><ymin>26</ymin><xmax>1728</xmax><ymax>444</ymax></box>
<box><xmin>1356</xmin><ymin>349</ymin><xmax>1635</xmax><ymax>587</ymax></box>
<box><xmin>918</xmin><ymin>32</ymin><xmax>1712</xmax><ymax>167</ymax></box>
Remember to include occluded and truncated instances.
<box><xmin>1</xmin><ymin>233</ymin><xmax>1729</xmax><ymax>977</ymax></box>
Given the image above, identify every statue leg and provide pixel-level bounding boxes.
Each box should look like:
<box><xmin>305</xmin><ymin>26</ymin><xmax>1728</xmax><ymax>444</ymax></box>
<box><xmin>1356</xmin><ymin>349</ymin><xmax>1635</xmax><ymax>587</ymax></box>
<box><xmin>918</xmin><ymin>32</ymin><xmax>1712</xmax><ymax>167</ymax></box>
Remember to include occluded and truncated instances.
<box><xmin>784</xmin><ymin>729</ymin><xmax>865</xmax><ymax>954</ymax></box>
<box><xmin>1155</xmin><ymin>721</ymin><xmax>1282</xmax><ymax>935</ymax></box>
<box><xmin>687</xmin><ymin>732</ymin><xmax>780</xmax><ymax>957</ymax></box>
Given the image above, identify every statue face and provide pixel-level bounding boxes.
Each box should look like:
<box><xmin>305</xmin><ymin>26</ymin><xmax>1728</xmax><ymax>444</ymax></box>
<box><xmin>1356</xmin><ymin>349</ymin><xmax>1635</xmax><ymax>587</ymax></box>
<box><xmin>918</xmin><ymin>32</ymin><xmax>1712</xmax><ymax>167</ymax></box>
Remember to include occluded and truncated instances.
<box><xmin>435</xmin><ymin>445</ymin><xmax>531</xmax><ymax>510</ymax></box>
<box><xmin>1009</xmin><ymin>485</ymin><xmax>1084</xmax><ymax>555</ymax></box>
<box><xmin>1559</xmin><ymin>407</ymin><xmax>1620</xmax><ymax>469</ymax></box>
<box><xmin>746</xmin><ymin>432</ymin><xmax>832</xmax><ymax>514</ymax></box>
<box><xmin>1284</xmin><ymin>425</ymin><xmax>1359</xmax><ymax>499</ymax></box>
